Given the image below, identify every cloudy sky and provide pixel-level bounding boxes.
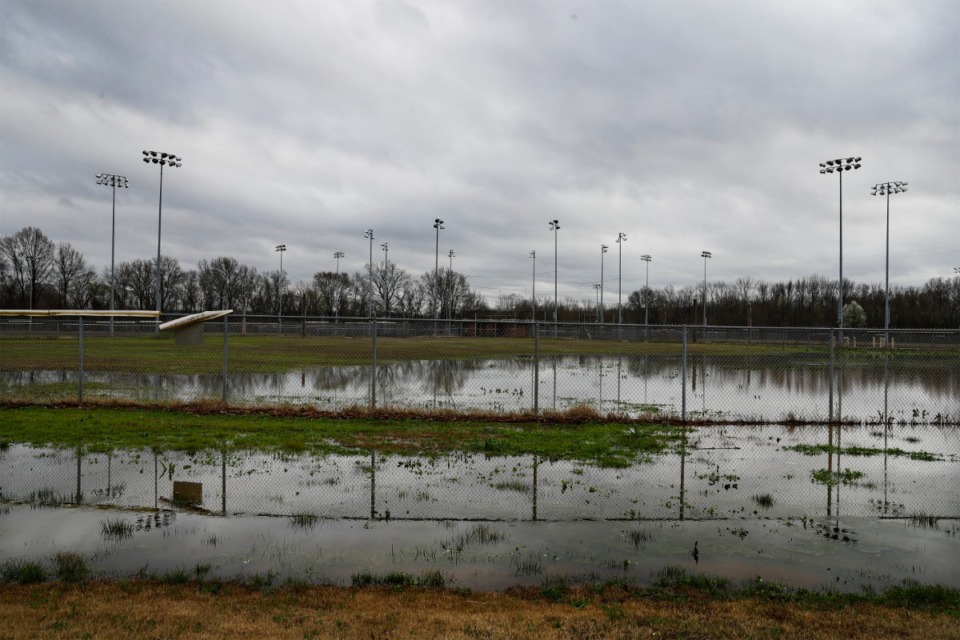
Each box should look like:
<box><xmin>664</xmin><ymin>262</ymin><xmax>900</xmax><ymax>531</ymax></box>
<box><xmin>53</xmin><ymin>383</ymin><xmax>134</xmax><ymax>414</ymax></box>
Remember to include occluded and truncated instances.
<box><xmin>1</xmin><ymin>0</ymin><xmax>957</xmax><ymax>307</ymax></box>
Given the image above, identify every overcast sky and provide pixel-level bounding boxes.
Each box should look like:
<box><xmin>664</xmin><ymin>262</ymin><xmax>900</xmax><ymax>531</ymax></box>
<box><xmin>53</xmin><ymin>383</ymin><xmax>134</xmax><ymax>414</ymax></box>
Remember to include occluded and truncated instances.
<box><xmin>1</xmin><ymin>0</ymin><xmax>957</xmax><ymax>307</ymax></box>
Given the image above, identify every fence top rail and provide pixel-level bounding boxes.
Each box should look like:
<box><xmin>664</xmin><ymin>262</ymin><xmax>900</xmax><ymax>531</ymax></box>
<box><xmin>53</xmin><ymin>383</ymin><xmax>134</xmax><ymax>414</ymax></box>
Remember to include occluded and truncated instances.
<box><xmin>0</xmin><ymin>309</ymin><xmax>160</xmax><ymax>318</ymax></box>
<box><xmin>160</xmin><ymin>309</ymin><xmax>233</xmax><ymax>332</ymax></box>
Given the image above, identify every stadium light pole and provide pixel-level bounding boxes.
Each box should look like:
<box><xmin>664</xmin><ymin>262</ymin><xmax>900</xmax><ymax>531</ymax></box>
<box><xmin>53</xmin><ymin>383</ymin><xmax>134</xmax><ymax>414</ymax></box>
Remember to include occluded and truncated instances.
<box><xmin>616</xmin><ymin>233</ymin><xmax>627</xmax><ymax>324</ymax></box>
<box><xmin>600</xmin><ymin>244</ymin><xmax>609</xmax><ymax>323</ymax></box>
<box><xmin>275</xmin><ymin>244</ymin><xmax>286</xmax><ymax>329</ymax></box>
<box><xmin>820</xmin><ymin>156</ymin><xmax>862</xmax><ymax>344</ymax></box>
<box><xmin>333</xmin><ymin>251</ymin><xmax>344</xmax><ymax>322</ymax></box>
<box><xmin>433</xmin><ymin>219</ymin><xmax>444</xmax><ymax>330</ymax></box>
<box><xmin>549</xmin><ymin>220</ymin><xmax>560</xmax><ymax>337</ymax></box>
<box><xmin>701</xmin><ymin>251</ymin><xmax>712</xmax><ymax>327</ymax></box>
<box><xmin>529</xmin><ymin>250</ymin><xmax>536</xmax><ymax>322</ymax></box>
<box><xmin>364</xmin><ymin>229</ymin><xmax>374</xmax><ymax>317</ymax></box>
<box><xmin>641</xmin><ymin>254</ymin><xmax>652</xmax><ymax>326</ymax></box>
<box><xmin>872</xmin><ymin>181</ymin><xmax>907</xmax><ymax>345</ymax></box>
<box><xmin>593</xmin><ymin>283</ymin><xmax>601</xmax><ymax>322</ymax></box>
<box><xmin>380</xmin><ymin>242</ymin><xmax>389</xmax><ymax>317</ymax></box>
<box><xmin>142</xmin><ymin>150</ymin><xmax>181</xmax><ymax>335</ymax></box>
<box><xmin>96</xmin><ymin>173</ymin><xmax>129</xmax><ymax>337</ymax></box>
<box><xmin>448</xmin><ymin>249</ymin><xmax>455</xmax><ymax>322</ymax></box>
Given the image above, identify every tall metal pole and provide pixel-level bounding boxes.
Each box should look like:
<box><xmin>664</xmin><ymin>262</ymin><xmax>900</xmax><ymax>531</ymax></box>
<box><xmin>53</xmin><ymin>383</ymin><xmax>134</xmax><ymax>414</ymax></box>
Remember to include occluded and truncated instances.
<box><xmin>381</xmin><ymin>242</ymin><xmax>389</xmax><ymax>317</ymax></box>
<box><xmin>448</xmin><ymin>249</ymin><xmax>455</xmax><ymax>322</ymax></box>
<box><xmin>616</xmin><ymin>233</ymin><xmax>626</xmax><ymax>324</ymax></box>
<box><xmin>333</xmin><ymin>251</ymin><xmax>344</xmax><ymax>322</ymax></box>
<box><xmin>641</xmin><ymin>254</ymin><xmax>651</xmax><ymax>326</ymax></box>
<box><xmin>96</xmin><ymin>173</ymin><xmax>128</xmax><ymax>337</ymax></box>
<box><xmin>701</xmin><ymin>250</ymin><xmax>712</xmax><ymax>327</ymax></box>
<box><xmin>433</xmin><ymin>219</ymin><xmax>444</xmax><ymax>328</ymax></box>
<box><xmin>529</xmin><ymin>250</ymin><xmax>536</xmax><ymax>322</ymax></box>
<box><xmin>820</xmin><ymin>157</ymin><xmax>862</xmax><ymax>345</ymax></box>
<box><xmin>364</xmin><ymin>229</ymin><xmax>374</xmax><ymax>317</ymax></box>
<box><xmin>600</xmin><ymin>244</ymin><xmax>608</xmax><ymax>323</ymax></box>
<box><xmin>871</xmin><ymin>181</ymin><xmax>907</xmax><ymax>345</ymax></box>
<box><xmin>142</xmin><ymin>150</ymin><xmax>181</xmax><ymax>335</ymax></box>
<box><xmin>549</xmin><ymin>220</ymin><xmax>560</xmax><ymax>337</ymax></box>
<box><xmin>593</xmin><ymin>283</ymin><xmax>601</xmax><ymax>322</ymax></box>
<box><xmin>275</xmin><ymin>244</ymin><xmax>286</xmax><ymax>330</ymax></box>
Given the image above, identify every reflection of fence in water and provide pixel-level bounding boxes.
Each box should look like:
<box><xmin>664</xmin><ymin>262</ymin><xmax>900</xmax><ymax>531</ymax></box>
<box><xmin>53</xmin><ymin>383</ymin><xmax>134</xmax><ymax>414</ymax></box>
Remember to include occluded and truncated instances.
<box><xmin>2</xmin><ymin>426</ymin><xmax>957</xmax><ymax>519</ymax></box>
<box><xmin>3</xmin><ymin>320</ymin><xmax>959</xmax><ymax>424</ymax></box>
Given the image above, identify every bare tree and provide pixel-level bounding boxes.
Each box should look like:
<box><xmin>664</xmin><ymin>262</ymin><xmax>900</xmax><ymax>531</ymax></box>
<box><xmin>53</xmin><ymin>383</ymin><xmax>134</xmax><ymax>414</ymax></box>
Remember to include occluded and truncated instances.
<box><xmin>54</xmin><ymin>242</ymin><xmax>87</xmax><ymax>308</ymax></box>
<box><xmin>0</xmin><ymin>226</ymin><xmax>55</xmax><ymax>308</ymax></box>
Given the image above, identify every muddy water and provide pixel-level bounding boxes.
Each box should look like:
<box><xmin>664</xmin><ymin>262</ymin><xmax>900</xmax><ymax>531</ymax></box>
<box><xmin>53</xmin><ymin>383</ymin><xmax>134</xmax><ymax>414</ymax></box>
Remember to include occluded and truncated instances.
<box><xmin>1</xmin><ymin>424</ymin><xmax>958</xmax><ymax>589</ymax></box>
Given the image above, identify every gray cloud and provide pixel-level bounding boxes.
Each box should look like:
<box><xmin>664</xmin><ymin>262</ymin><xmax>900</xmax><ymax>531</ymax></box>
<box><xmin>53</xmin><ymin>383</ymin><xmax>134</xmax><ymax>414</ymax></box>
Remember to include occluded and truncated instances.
<box><xmin>1</xmin><ymin>0</ymin><xmax>957</xmax><ymax>306</ymax></box>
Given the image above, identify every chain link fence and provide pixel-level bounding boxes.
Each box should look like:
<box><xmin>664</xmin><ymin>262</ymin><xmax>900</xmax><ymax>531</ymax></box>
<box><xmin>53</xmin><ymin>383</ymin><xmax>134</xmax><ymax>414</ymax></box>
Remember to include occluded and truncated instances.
<box><xmin>2</xmin><ymin>315</ymin><xmax>958</xmax><ymax>425</ymax></box>
<box><xmin>1</xmin><ymin>422</ymin><xmax>957</xmax><ymax>520</ymax></box>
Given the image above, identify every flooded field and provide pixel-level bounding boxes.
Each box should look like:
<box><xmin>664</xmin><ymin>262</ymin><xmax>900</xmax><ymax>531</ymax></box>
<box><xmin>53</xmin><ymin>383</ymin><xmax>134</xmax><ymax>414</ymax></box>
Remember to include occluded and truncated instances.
<box><xmin>4</xmin><ymin>354</ymin><xmax>958</xmax><ymax>423</ymax></box>
<box><xmin>2</xmin><ymin>424</ymin><xmax>957</xmax><ymax>590</ymax></box>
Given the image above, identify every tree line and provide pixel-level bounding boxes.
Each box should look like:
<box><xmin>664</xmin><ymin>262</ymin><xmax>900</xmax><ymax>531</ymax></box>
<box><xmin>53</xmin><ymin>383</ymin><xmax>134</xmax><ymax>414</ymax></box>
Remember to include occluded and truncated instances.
<box><xmin>0</xmin><ymin>226</ymin><xmax>485</xmax><ymax>319</ymax></box>
<box><xmin>2</xmin><ymin>226</ymin><xmax>958</xmax><ymax>328</ymax></box>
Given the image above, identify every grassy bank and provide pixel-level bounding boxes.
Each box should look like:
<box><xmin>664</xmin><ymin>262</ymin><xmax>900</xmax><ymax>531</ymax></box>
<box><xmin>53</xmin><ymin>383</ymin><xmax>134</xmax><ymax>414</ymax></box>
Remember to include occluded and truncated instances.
<box><xmin>0</xmin><ymin>405</ymin><xmax>682</xmax><ymax>467</ymax></box>
<box><xmin>0</xmin><ymin>573</ymin><xmax>956</xmax><ymax>640</ymax></box>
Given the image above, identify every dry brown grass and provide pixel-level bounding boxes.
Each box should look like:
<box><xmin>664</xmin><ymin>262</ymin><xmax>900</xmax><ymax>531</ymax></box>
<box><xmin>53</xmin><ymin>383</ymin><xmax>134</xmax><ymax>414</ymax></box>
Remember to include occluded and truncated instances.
<box><xmin>0</xmin><ymin>582</ymin><xmax>957</xmax><ymax>640</ymax></box>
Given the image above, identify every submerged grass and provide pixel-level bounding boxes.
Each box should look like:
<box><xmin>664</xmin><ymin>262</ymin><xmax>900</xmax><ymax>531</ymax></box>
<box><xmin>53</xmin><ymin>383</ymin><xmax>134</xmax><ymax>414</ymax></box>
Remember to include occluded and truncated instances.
<box><xmin>786</xmin><ymin>443</ymin><xmax>944</xmax><ymax>461</ymax></box>
<box><xmin>0</xmin><ymin>405</ymin><xmax>682</xmax><ymax>466</ymax></box>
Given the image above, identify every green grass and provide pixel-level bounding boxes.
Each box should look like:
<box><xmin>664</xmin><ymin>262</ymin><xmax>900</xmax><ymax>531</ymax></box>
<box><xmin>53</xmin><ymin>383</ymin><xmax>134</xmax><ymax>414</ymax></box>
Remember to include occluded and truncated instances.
<box><xmin>8</xmin><ymin>334</ymin><xmax>943</xmax><ymax>376</ymax></box>
<box><xmin>0</xmin><ymin>405</ymin><xmax>682</xmax><ymax>466</ymax></box>
<box><xmin>785</xmin><ymin>443</ymin><xmax>944</xmax><ymax>461</ymax></box>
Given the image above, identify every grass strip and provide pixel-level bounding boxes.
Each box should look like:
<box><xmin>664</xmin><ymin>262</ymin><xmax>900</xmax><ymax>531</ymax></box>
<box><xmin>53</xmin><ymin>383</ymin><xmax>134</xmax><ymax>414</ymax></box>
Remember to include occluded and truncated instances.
<box><xmin>0</xmin><ymin>405</ymin><xmax>683</xmax><ymax>467</ymax></box>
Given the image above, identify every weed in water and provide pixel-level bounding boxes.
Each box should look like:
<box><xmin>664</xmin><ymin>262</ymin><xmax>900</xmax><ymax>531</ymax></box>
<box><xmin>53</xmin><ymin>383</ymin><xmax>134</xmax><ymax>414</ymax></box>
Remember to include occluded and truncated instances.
<box><xmin>289</xmin><ymin>513</ymin><xmax>320</xmax><ymax>530</ymax></box>
<box><xmin>908</xmin><ymin>513</ymin><xmax>939</xmax><ymax>529</ymax></box>
<box><xmin>511</xmin><ymin>552</ymin><xmax>543</xmax><ymax>577</ymax></box>
<box><xmin>1</xmin><ymin>559</ymin><xmax>48</xmax><ymax>584</ymax></box>
<box><xmin>100</xmin><ymin>518</ymin><xmax>134</xmax><ymax>541</ymax></box>
<box><xmin>161</xmin><ymin>568</ymin><xmax>191</xmax><ymax>584</ymax></box>
<box><xmin>751</xmin><ymin>493</ymin><xmax>774</xmax><ymax>509</ymax></box>
<box><xmin>625</xmin><ymin>529</ymin><xmax>654</xmax><ymax>549</ymax></box>
<box><xmin>54</xmin><ymin>552</ymin><xmax>90</xmax><ymax>583</ymax></box>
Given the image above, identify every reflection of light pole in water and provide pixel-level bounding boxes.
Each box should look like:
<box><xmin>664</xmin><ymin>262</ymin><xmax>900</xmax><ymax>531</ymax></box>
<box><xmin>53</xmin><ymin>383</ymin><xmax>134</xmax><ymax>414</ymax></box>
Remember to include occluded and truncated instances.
<box><xmin>871</xmin><ymin>181</ymin><xmax>907</xmax><ymax>345</ymax></box>
<box><xmin>552</xmin><ymin>358</ymin><xmax>557</xmax><ymax>410</ymax></box>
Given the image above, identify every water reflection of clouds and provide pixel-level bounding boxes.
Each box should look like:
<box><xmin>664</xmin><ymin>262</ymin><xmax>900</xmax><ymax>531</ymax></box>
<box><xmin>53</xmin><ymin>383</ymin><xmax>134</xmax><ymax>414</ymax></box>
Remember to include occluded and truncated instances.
<box><xmin>2</xmin><ymin>355</ymin><xmax>958</xmax><ymax>422</ymax></box>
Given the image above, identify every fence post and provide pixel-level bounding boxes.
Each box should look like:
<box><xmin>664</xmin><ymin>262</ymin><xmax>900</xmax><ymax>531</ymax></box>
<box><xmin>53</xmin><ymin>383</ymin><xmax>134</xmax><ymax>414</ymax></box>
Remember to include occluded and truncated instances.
<box><xmin>371</xmin><ymin>319</ymin><xmax>377</xmax><ymax>410</ymax></box>
<box><xmin>78</xmin><ymin>317</ymin><xmax>84</xmax><ymax>403</ymax></box>
<box><xmin>828</xmin><ymin>328</ymin><xmax>834</xmax><ymax>423</ymax></box>
<box><xmin>221</xmin><ymin>315</ymin><xmax>229</xmax><ymax>404</ymax></box>
<box><xmin>221</xmin><ymin>446</ymin><xmax>227</xmax><ymax>515</ymax></box>
<box><xmin>681</xmin><ymin>325</ymin><xmax>687</xmax><ymax>422</ymax></box>
<box><xmin>533</xmin><ymin>323</ymin><xmax>540</xmax><ymax>415</ymax></box>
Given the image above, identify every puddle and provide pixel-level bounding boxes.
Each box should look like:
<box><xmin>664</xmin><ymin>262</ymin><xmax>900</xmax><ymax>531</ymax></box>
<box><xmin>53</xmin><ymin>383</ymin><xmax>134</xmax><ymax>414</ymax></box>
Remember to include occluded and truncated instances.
<box><xmin>1</xmin><ymin>424</ymin><xmax>958</xmax><ymax>589</ymax></box>
<box><xmin>3</xmin><ymin>354</ymin><xmax>958</xmax><ymax>422</ymax></box>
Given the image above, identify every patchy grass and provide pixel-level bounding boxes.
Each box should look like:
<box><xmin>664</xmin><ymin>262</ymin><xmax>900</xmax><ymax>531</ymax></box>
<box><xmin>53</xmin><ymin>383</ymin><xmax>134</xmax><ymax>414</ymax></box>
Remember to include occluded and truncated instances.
<box><xmin>0</xmin><ymin>405</ymin><xmax>682</xmax><ymax>467</ymax></box>
<box><xmin>785</xmin><ymin>443</ymin><xmax>944</xmax><ymax>461</ymax></box>
<box><xmin>810</xmin><ymin>468</ymin><xmax>866</xmax><ymax>487</ymax></box>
